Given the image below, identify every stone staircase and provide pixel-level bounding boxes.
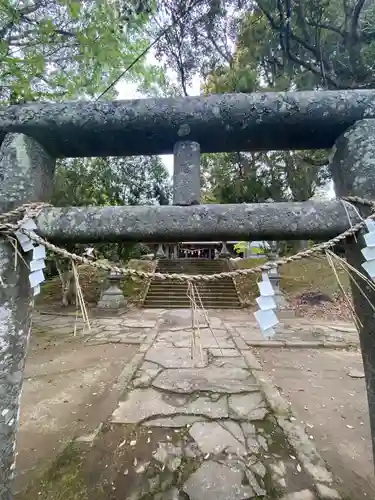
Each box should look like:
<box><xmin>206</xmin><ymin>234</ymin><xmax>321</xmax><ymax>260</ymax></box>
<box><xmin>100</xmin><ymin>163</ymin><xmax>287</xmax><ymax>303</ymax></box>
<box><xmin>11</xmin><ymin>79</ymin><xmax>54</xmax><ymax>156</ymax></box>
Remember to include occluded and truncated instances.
<box><xmin>143</xmin><ymin>258</ymin><xmax>241</xmax><ymax>309</ymax></box>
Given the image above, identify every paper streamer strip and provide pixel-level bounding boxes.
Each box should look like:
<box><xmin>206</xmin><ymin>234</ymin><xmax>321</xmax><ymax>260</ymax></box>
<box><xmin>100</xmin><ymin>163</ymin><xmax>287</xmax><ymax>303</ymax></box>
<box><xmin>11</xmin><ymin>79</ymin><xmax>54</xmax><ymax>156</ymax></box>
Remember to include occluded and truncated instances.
<box><xmin>14</xmin><ymin>218</ymin><xmax>46</xmax><ymax>296</ymax></box>
<box><xmin>253</xmin><ymin>271</ymin><xmax>279</xmax><ymax>338</ymax></box>
<box><xmin>361</xmin><ymin>219</ymin><xmax>375</xmax><ymax>280</ymax></box>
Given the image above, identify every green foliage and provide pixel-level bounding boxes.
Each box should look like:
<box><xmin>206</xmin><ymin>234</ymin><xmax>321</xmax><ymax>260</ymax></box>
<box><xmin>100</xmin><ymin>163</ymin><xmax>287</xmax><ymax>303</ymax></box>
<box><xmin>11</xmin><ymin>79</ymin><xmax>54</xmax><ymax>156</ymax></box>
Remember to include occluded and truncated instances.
<box><xmin>233</xmin><ymin>242</ymin><xmax>247</xmax><ymax>254</ymax></box>
<box><xmin>0</xmin><ymin>0</ymin><xmax>162</xmax><ymax>103</ymax></box>
<box><xmin>233</xmin><ymin>242</ymin><xmax>267</xmax><ymax>256</ymax></box>
<box><xmin>52</xmin><ymin>156</ymin><xmax>171</xmax><ymax>207</ymax></box>
<box><xmin>47</xmin><ymin>155</ymin><xmax>171</xmax><ymax>269</ymax></box>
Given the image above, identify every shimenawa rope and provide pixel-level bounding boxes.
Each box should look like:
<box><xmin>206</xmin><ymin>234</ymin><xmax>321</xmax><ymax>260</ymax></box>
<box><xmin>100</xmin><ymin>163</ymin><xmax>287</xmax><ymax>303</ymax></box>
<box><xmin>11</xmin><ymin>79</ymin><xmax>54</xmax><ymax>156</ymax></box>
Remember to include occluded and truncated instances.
<box><xmin>0</xmin><ymin>196</ymin><xmax>374</xmax><ymax>282</ymax></box>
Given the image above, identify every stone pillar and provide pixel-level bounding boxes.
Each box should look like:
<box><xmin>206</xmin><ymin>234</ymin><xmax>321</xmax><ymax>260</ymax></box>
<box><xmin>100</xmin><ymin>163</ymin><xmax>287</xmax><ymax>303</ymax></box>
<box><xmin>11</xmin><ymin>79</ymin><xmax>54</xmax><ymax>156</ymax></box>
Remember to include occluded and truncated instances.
<box><xmin>0</xmin><ymin>133</ymin><xmax>55</xmax><ymax>497</ymax></box>
<box><xmin>97</xmin><ymin>257</ymin><xmax>126</xmax><ymax>311</ymax></box>
<box><xmin>173</xmin><ymin>141</ymin><xmax>200</xmax><ymax>206</ymax></box>
<box><xmin>330</xmin><ymin>119</ymin><xmax>375</xmax><ymax>466</ymax></box>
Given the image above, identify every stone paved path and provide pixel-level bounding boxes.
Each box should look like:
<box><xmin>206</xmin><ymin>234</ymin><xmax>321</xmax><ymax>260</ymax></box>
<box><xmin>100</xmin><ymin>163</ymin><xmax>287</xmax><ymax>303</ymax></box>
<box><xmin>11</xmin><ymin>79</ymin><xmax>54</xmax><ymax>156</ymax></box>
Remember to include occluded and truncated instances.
<box><xmin>33</xmin><ymin>308</ymin><xmax>359</xmax><ymax>348</ymax></box>
<box><xmin>29</xmin><ymin>308</ymin><xmax>357</xmax><ymax>499</ymax></box>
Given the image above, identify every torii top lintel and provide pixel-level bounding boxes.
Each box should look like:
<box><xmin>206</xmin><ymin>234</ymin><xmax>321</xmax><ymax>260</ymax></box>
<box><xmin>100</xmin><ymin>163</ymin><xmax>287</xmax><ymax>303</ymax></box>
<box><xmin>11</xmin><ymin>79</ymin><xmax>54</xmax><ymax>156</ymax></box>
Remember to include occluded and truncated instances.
<box><xmin>0</xmin><ymin>90</ymin><xmax>374</xmax><ymax>158</ymax></box>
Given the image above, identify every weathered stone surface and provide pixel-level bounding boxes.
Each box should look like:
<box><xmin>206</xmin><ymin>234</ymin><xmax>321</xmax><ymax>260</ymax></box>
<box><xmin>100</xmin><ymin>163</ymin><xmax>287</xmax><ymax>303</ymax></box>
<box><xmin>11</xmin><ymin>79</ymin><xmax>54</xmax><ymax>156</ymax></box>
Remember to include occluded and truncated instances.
<box><xmin>269</xmin><ymin>461</ymin><xmax>287</xmax><ymax>483</ymax></box>
<box><xmin>146</xmin><ymin>347</ymin><xmax>207</xmax><ymax>368</ymax></box>
<box><xmin>36</xmin><ymin>200</ymin><xmax>360</xmax><ymax>243</ymax></box>
<box><xmin>152</xmin><ymin>442</ymin><xmax>182</xmax><ymax>471</ymax></box>
<box><xmin>132</xmin><ymin>367</ymin><xmax>162</xmax><ymax>388</ymax></box>
<box><xmin>330</xmin><ymin>119</ymin><xmax>375</xmax><ymax>465</ymax></box>
<box><xmin>222</xmin><ymin>421</ymin><xmax>246</xmax><ymax>445</ymax></box>
<box><xmin>250</xmin><ymin>460</ymin><xmax>266</xmax><ymax>479</ymax></box>
<box><xmin>172</xmin><ymin>331</ymin><xmax>234</xmax><ymax>349</ymax></box>
<box><xmin>142</xmin><ymin>416</ymin><xmax>205</xmax><ymax>428</ymax></box>
<box><xmin>159</xmin><ymin>310</ymin><xmax>224</xmax><ymax>330</ymax></box>
<box><xmin>111</xmin><ymin>388</ymin><xmax>228</xmax><ymax>423</ymax></box>
<box><xmin>347</xmin><ymin>369</ymin><xmax>364</xmax><ymax>379</ymax></box>
<box><xmin>257</xmin><ymin>434</ymin><xmax>268</xmax><ymax>452</ymax></box>
<box><xmin>113</xmin><ymin>331</ymin><xmax>147</xmax><ymax>344</ymax></box>
<box><xmin>173</xmin><ymin>140</ymin><xmax>200</xmax><ymax>206</ymax></box>
<box><xmin>242</xmin><ymin>351</ymin><xmax>263</xmax><ymax>371</ymax></box>
<box><xmin>97</xmin><ymin>284</ymin><xmax>126</xmax><ymax>310</ymax></box>
<box><xmin>0</xmin><ymin>133</ymin><xmax>55</xmax><ymax>499</ymax></box>
<box><xmin>189</xmin><ymin>422</ymin><xmax>247</xmax><ymax>456</ymax></box>
<box><xmin>228</xmin><ymin>392</ymin><xmax>268</xmax><ymax>420</ymax></box>
<box><xmin>212</xmin><ymin>357</ymin><xmax>248</xmax><ymax>369</ymax></box>
<box><xmin>209</xmin><ymin>348</ymin><xmax>240</xmax><ymax>357</ymax></box>
<box><xmin>240</xmin><ymin>422</ymin><xmax>260</xmax><ymax>453</ymax></box>
<box><xmin>183</xmin><ymin>442</ymin><xmax>201</xmax><ymax>458</ymax></box>
<box><xmin>141</xmin><ymin>361</ymin><xmax>161</xmax><ymax>371</ymax></box>
<box><xmin>152</xmin><ymin>367</ymin><xmax>257</xmax><ymax>393</ymax></box>
<box><xmin>183</xmin><ymin>461</ymin><xmax>254</xmax><ymax>500</ymax></box>
<box><xmin>316</xmin><ymin>484</ymin><xmax>341</xmax><ymax>499</ymax></box>
<box><xmin>277</xmin><ymin>417</ymin><xmax>333</xmax><ymax>483</ymax></box>
<box><xmin>236</xmin><ymin>326</ymin><xmax>265</xmax><ymax>342</ymax></box>
<box><xmin>122</xmin><ymin>319</ymin><xmax>156</xmax><ymax>328</ymax></box>
<box><xmin>245</xmin><ymin>468</ymin><xmax>267</xmax><ymax>496</ymax></box>
<box><xmin>185</xmin><ymin>394</ymin><xmax>228</xmax><ymax>418</ymax></box>
<box><xmin>281</xmin><ymin>490</ymin><xmax>315</xmax><ymax>500</ymax></box>
<box><xmin>4</xmin><ymin>91</ymin><xmax>375</xmax><ymax>157</ymax></box>
<box><xmin>153</xmin><ymin>487</ymin><xmax>180</xmax><ymax>500</ymax></box>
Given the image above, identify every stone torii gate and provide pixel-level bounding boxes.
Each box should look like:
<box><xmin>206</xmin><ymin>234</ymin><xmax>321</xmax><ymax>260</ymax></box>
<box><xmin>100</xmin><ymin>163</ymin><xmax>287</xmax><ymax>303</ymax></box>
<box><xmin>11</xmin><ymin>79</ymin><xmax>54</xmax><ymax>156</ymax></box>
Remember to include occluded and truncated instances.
<box><xmin>1</xmin><ymin>90</ymin><xmax>375</xmax><ymax>497</ymax></box>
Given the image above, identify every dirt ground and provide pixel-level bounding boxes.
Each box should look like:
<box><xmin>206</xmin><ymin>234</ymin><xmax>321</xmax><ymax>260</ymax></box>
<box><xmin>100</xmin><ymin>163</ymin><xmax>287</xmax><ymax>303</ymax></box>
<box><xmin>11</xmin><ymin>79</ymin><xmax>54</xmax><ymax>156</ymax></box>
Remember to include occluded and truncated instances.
<box><xmin>257</xmin><ymin>347</ymin><xmax>375</xmax><ymax>499</ymax></box>
<box><xmin>13</xmin><ymin>307</ymin><xmax>375</xmax><ymax>500</ymax></box>
<box><xmin>14</xmin><ymin>329</ymin><xmax>137</xmax><ymax>495</ymax></box>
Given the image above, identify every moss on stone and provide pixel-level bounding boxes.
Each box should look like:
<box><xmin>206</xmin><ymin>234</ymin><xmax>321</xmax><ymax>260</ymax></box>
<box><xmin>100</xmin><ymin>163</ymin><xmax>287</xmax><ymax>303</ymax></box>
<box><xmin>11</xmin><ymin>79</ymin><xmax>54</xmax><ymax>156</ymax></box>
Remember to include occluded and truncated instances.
<box><xmin>16</xmin><ymin>442</ymin><xmax>88</xmax><ymax>500</ymax></box>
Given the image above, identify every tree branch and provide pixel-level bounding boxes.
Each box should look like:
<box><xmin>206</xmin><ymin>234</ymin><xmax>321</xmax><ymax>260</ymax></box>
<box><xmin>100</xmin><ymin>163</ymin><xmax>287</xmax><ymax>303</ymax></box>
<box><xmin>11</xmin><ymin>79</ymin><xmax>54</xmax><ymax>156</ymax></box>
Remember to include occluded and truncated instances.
<box><xmin>257</xmin><ymin>0</ymin><xmax>340</xmax><ymax>88</ymax></box>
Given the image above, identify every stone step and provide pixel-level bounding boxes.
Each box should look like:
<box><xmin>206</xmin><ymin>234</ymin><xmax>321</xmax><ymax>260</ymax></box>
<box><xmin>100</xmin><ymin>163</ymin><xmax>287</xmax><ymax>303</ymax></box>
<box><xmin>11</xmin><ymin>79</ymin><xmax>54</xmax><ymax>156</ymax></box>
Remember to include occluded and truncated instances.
<box><xmin>147</xmin><ymin>283</ymin><xmax>237</xmax><ymax>290</ymax></box>
<box><xmin>144</xmin><ymin>293</ymin><xmax>239</xmax><ymax>300</ymax></box>
<box><xmin>143</xmin><ymin>302</ymin><xmax>241</xmax><ymax>309</ymax></box>
<box><xmin>147</xmin><ymin>290</ymin><xmax>238</xmax><ymax>296</ymax></box>
<box><xmin>144</xmin><ymin>259</ymin><xmax>239</xmax><ymax>309</ymax></box>
<box><xmin>143</xmin><ymin>299</ymin><xmax>241</xmax><ymax>307</ymax></box>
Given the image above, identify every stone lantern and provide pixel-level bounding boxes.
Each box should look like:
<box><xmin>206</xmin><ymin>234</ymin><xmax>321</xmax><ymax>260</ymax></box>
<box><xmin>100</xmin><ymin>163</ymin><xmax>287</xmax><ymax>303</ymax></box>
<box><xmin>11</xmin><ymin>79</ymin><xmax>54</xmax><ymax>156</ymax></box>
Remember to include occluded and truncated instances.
<box><xmin>266</xmin><ymin>198</ymin><xmax>289</xmax><ymax>311</ymax></box>
<box><xmin>155</xmin><ymin>243</ymin><xmax>166</xmax><ymax>259</ymax></box>
<box><xmin>218</xmin><ymin>241</ymin><xmax>231</xmax><ymax>259</ymax></box>
<box><xmin>97</xmin><ymin>255</ymin><xmax>127</xmax><ymax>311</ymax></box>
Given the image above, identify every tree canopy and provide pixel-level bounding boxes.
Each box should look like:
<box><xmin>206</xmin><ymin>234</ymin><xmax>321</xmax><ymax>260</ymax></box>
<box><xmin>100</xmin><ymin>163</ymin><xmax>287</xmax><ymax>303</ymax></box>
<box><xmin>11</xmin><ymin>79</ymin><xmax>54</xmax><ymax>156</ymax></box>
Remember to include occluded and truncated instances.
<box><xmin>0</xmin><ymin>0</ymin><xmax>161</xmax><ymax>103</ymax></box>
<box><xmin>151</xmin><ymin>0</ymin><xmax>375</xmax><ymax>205</ymax></box>
<box><xmin>52</xmin><ymin>156</ymin><xmax>171</xmax><ymax>208</ymax></box>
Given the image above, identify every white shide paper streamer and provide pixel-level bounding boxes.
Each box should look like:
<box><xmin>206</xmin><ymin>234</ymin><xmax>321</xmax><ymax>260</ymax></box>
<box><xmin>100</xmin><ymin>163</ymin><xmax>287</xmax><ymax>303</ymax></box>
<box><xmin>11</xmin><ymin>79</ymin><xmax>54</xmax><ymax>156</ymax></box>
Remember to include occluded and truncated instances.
<box><xmin>14</xmin><ymin>218</ymin><xmax>46</xmax><ymax>296</ymax></box>
<box><xmin>361</xmin><ymin>219</ymin><xmax>375</xmax><ymax>280</ymax></box>
<box><xmin>253</xmin><ymin>271</ymin><xmax>279</xmax><ymax>338</ymax></box>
